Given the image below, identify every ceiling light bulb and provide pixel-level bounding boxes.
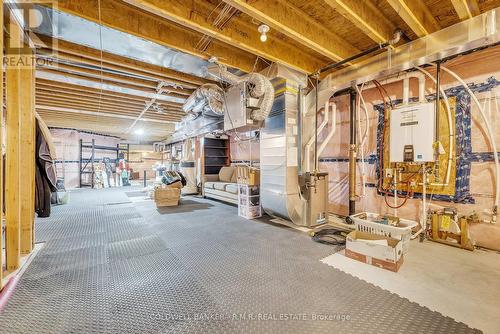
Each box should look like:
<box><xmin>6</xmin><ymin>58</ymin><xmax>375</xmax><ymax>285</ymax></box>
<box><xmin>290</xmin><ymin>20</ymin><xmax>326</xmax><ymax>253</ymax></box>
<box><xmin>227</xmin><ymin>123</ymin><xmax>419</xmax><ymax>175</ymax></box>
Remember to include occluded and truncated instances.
<box><xmin>135</xmin><ymin>129</ymin><xmax>144</xmax><ymax>135</ymax></box>
<box><xmin>258</xmin><ymin>24</ymin><xmax>270</xmax><ymax>43</ymax></box>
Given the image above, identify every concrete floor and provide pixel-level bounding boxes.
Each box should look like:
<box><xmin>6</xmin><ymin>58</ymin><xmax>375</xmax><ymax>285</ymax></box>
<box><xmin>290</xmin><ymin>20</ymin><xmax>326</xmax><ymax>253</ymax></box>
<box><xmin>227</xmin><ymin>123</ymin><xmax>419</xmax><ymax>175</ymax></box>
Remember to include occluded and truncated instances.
<box><xmin>322</xmin><ymin>237</ymin><xmax>500</xmax><ymax>334</ymax></box>
<box><xmin>0</xmin><ymin>187</ymin><xmax>482</xmax><ymax>333</ymax></box>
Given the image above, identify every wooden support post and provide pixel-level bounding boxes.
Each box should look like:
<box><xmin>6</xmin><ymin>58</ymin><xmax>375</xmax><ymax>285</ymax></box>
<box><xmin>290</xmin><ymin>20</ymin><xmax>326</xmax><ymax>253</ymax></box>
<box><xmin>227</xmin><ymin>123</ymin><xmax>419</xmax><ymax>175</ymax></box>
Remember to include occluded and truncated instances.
<box><xmin>20</xmin><ymin>53</ymin><xmax>35</xmax><ymax>255</ymax></box>
<box><xmin>0</xmin><ymin>0</ymin><xmax>4</xmax><ymax>286</ymax></box>
<box><xmin>32</xmin><ymin>66</ymin><xmax>37</xmax><ymax>249</ymax></box>
<box><xmin>5</xmin><ymin>20</ymin><xmax>23</xmax><ymax>271</ymax></box>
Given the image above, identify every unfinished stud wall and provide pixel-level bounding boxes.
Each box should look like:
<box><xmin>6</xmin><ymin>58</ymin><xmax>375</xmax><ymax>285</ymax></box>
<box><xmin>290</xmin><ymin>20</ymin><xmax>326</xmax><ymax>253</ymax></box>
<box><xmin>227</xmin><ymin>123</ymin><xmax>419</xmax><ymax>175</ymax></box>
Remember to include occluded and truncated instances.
<box><xmin>318</xmin><ymin>46</ymin><xmax>500</xmax><ymax>250</ymax></box>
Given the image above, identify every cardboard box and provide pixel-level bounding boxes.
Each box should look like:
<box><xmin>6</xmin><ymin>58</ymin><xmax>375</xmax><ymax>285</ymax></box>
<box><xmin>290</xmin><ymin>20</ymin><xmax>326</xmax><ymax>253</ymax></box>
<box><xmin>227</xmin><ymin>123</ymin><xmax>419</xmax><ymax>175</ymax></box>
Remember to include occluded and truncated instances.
<box><xmin>154</xmin><ymin>186</ymin><xmax>181</xmax><ymax>207</ymax></box>
<box><xmin>237</xmin><ymin>166</ymin><xmax>260</xmax><ymax>186</ymax></box>
<box><xmin>345</xmin><ymin>231</ymin><xmax>404</xmax><ymax>272</ymax></box>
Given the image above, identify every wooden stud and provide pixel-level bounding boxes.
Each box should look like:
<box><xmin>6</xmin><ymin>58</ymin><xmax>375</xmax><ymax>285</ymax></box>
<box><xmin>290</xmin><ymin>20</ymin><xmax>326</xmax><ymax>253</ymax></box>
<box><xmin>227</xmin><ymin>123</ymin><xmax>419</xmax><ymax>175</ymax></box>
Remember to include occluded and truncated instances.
<box><xmin>20</xmin><ymin>60</ymin><xmax>35</xmax><ymax>255</ymax></box>
<box><xmin>31</xmin><ymin>65</ymin><xmax>36</xmax><ymax>250</ymax></box>
<box><xmin>5</xmin><ymin>19</ymin><xmax>23</xmax><ymax>271</ymax></box>
<box><xmin>0</xmin><ymin>0</ymin><xmax>4</xmax><ymax>285</ymax></box>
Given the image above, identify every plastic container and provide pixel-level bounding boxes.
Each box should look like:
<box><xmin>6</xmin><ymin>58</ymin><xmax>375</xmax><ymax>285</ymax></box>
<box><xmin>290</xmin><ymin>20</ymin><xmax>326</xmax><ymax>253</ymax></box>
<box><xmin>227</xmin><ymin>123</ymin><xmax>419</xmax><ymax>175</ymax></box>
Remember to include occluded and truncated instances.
<box><xmin>350</xmin><ymin>212</ymin><xmax>418</xmax><ymax>254</ymax></box>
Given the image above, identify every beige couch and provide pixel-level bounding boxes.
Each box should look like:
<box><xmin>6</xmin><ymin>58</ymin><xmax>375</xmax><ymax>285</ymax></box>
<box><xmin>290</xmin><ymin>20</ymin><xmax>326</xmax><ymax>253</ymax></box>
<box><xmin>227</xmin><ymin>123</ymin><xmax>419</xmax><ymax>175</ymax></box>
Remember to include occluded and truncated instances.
<box><xmin>203</xmin><ymin>166</ymin><xmax>238</xmax><ymax>205</ymax></box>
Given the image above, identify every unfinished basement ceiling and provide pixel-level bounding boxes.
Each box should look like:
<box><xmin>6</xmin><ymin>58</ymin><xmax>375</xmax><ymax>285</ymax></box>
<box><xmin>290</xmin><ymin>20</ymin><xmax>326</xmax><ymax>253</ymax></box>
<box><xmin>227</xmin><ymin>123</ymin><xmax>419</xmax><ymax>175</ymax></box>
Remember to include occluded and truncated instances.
<box><xmin>31</xmin><ymin>0</ymin><xmax>499</xmax><ymax>142</ymax></box>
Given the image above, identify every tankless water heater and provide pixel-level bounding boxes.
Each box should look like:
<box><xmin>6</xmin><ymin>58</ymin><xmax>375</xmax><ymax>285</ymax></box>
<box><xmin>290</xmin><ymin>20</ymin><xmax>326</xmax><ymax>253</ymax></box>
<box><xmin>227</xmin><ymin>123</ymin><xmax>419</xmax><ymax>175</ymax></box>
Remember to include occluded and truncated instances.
<box><xmin>389</xmin><ymin>102</ymin><xmax>435</xmax><ymax>163</ymax></box>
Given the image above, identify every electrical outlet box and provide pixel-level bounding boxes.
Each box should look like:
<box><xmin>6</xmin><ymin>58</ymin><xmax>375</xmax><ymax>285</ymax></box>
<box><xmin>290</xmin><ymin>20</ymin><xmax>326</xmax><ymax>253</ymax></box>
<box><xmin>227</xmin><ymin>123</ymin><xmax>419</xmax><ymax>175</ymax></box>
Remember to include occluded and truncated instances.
<box><xmin>389</xmin><ymin>102</ymin><xmax>435</xmax><ymax>163</ymax></box>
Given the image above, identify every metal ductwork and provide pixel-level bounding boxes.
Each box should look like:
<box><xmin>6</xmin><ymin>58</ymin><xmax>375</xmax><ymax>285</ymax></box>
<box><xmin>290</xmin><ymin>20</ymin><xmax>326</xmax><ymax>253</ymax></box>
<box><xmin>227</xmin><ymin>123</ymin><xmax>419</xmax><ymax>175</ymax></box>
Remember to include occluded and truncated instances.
<box><xmin>208</xmin><ymin>65</ymin><xmax>275</xmax><ymax>121</ymax></box>
<box><xmin>260</xmin><ymin>79</ymin><xmax>328</xmax><ymax>227</ymax></box>
<box><xmin>182</xmin><ymin>84</ymin><xmax>225</xmax><ymax>118</ymax></box>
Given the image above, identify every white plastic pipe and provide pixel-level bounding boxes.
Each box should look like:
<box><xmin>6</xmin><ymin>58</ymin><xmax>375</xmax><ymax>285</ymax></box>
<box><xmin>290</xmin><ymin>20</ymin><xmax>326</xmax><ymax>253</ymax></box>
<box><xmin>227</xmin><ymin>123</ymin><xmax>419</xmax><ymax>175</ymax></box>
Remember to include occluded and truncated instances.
<box><xmin>403</xmin><ymin>78</ymin><xmax>410</xmax><ymax>104</ymax></box>
<box><xmin>414</xmin><ymin>66</ymin><xmax>454</xmax><ymax>187</ymax></box>
<box><xmin>318</xmin><ymin>102</ymin><xmax>337</xmax><ymax>158</ymax></box>
<box><xmin>436</xmin><ymin>64</ymin><xmax>499</xmax><ymax>221</ymax></box>
<box><xmin>305</xmin><ymin>100</ymin><xmax>330</xmax><ymax>172</ymax></box>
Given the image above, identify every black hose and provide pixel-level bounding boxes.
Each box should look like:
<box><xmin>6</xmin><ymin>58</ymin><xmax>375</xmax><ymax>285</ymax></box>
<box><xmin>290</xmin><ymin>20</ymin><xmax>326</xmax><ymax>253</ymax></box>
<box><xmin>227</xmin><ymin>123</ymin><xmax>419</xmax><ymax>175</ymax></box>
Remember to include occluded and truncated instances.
<box><xmin>311</xmin><ymin>228</ymin><xmax>347</xmax><ymax>246</ymax></box>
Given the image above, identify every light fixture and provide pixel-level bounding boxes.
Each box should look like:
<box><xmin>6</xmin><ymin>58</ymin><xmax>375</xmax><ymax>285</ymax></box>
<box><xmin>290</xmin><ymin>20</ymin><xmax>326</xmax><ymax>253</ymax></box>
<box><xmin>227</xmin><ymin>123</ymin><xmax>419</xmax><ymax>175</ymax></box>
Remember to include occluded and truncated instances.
<box><xmin>134</xmin><ymin>128</ymin><xmax>144</xmax><ymax>135</ymax></box>
<box><xmin>258</xmin><ymin>24</ymin><xmax>269</xmax><ymax>42</ymax></box>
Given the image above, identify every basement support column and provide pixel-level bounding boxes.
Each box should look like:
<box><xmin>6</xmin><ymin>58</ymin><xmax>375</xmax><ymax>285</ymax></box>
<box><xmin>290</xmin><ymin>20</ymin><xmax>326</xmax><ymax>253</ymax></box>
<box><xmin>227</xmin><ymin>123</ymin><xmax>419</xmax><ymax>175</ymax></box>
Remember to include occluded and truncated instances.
<box><xmin>348</xmin><ymin>89</ymin><xmax>357</xmax><ymax>216</ymax></box>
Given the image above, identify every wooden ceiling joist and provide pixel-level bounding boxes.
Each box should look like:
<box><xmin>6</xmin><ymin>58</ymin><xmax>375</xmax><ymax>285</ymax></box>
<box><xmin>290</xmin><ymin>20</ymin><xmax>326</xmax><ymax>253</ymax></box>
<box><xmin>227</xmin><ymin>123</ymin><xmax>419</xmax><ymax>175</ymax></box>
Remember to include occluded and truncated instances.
<box><xmin>451</xmin><ymin>0</ymin><xmax>480</xmax><ymax>20</ymax></box>
<box><xmin>37</xmin><ymin>68</ymin><xmax>188</xmax><ymax>100</ymax></box>
<box><xmin>386</xmin><ymin>0</ymin><xmax>440</xmax><ymax>37</ymax></box>
<box><xmin>121</xmin><ymin>0</ymin><xmax>325</xmax><ymax>73</ymax></box>
<box><xmin>36</xmin><ymin>104</ymin><xmax>174</xmax><ymax>124</ymax></box>
<box><xmin>35</xmin><ymin>88</ymin><xmax>184</xmax><ymax>111</ymax></box>
<box><xmin>217</xmin><ymin>0</ymin><xmax>359</xmax><ymax>62</ymax></box>
<box><xmin>323</xmin><ymin>0</ymin><xmax>397</xmax><ymax>44</ymax></box>
<box><xmin>36</xmin><ymin>37</ymin><xmax>208</xmax><ymax>88</ymax></box>
<box><xmin>54</xmin><ymin>0</ymin><xmax>261</xmax><ymax>73</ymax></box>
<box><xmin>35</xmin><ymin>79</ymin><xmax>183</xmax><ymax>107</ymax></box>
<box><xmin>37</xmin><ymin>59</ymin><xmax>195</xmax><ymax>96</ymax></box>
<box><xmin>36</xmin><ymin>103</ymin><xmax>181</xmax><ymax>122</ymax></box>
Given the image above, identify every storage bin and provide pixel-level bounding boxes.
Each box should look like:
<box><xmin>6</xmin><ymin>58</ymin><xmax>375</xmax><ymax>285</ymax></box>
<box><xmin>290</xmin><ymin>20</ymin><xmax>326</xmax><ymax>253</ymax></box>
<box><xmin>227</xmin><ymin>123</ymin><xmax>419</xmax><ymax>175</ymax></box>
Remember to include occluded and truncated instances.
<box><xmin>350</xmin><ymin>212</ymin><xmax>418</xmax><ymax>254</ymax></box>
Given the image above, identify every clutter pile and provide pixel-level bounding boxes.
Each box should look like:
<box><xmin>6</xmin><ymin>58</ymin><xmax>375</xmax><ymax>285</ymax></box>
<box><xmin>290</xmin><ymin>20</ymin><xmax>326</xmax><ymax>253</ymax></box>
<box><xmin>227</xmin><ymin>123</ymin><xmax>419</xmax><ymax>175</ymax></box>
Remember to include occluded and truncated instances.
<box><xmin>150</xmin><ymin>171</ymin><xmax>186</xmax><ymax>208</ymax></box>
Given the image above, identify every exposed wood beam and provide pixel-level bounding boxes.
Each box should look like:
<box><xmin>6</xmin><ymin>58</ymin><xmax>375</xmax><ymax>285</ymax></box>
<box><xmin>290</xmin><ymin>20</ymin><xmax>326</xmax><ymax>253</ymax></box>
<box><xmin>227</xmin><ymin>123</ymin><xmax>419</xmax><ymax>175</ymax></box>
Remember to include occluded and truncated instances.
<box><xmin>36</xmin><ymin>79</ymin><xmax>183</xmax><ymax>107</ymax></box>
<box><xmin>451</xmin><ymin>0</ymin><xmax>480</xmax><ymax>20</ymax></box>
<box><xmin>36</xmin><ymin>105</ymin><xmax>177</xmax><ymax>124</ymax></box>
<box><xmin>36</xmin><ymin>70</ymin><xmax>186</xmax><ymax>104</ymax></box>
<box><xmin>35</xmin><ymin>99</ymin><xmax>182</xmax><ymax>120</ymax></box>
<box><xmin>222</xmin><ymin>0</ymin><xmax>359</xmax><ymax>61</ymax></box>
<box><xmin>386</xmin><ymin>0</ymin><xmax>440</xmax><ymax>37</ymax></box>
<box><xmin>36</xmin><ymin>36</ymin><xmax>208</xmax><ymax>88</ymax></box>
<box><xmin>36</xmin><ymin>91</ymin><xmax>184</xmax><ymax>114</ymax></box>
<box><xmin>323</xmin><ymin>0</ymin><xmax>396</xmax><ymax>44</ymax></box>
<box><xmin>38</xmin><ymin>61</ymin><xmax>194</xmax><ymax>96</ymax></box>
<box><xmin>54</xmin><ymin>0</ymin><xmax>261</xmax><ymax>73</ymax></box>
<box><xmin>122</xmin><ymin>0</ymin><xmax>325</xmax><ymax>73</ymax></box>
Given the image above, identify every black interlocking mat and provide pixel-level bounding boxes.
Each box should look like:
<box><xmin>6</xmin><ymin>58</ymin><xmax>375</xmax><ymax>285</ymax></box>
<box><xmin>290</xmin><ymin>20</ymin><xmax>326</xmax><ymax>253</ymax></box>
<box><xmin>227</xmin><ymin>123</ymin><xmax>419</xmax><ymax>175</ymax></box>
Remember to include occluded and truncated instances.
<box><xmin>0</xmin><ymin>187</ymin><xmax>481</xmax><ymax>333</ymax></box>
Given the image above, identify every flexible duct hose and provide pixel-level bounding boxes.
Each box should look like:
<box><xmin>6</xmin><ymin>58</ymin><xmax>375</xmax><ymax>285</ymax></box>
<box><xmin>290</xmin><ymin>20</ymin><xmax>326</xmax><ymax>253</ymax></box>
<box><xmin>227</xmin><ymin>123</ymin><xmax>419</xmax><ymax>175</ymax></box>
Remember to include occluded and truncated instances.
<box><xmin>215</xmin><ymin>66</ymin><xmax>275</xmax><ymax>121</ymax></box>
<box><xmin>182</xmin><ymin>84</ymin><xmax>225</xmax><ymax>117</ymax></box>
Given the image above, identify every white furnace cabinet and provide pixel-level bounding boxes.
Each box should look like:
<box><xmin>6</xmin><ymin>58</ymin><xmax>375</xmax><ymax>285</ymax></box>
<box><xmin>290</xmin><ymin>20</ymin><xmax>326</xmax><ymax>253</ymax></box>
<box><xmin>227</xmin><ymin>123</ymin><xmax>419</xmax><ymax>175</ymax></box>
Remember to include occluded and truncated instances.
<box><xmin>389</xmin><ymin>102</ymin><xmax>435</xmax><ymax>163</ymax></box>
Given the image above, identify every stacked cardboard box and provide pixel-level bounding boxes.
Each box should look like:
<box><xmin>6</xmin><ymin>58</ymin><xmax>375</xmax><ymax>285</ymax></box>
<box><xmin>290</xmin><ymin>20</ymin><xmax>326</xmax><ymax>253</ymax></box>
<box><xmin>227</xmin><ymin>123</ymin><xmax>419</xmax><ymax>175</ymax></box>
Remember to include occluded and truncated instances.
<box><xmin>154</xmin><ymin>185</ymin><xmax>181</xmax><ymax>207</ymax></box>
<box><xmin>236</xmin><ymin>166</ymin><xmax>260</xmax><ymax>186</ymax></box>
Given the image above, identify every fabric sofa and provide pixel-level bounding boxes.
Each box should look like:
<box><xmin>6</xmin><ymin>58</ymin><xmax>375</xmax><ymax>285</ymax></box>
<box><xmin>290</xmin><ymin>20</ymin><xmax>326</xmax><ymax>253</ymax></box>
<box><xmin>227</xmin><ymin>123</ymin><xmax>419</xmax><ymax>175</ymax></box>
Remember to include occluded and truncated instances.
<box><xmin>203</xmin><ymin>166</ymin><xmax>238</xmax><ymax>205</ymax></box>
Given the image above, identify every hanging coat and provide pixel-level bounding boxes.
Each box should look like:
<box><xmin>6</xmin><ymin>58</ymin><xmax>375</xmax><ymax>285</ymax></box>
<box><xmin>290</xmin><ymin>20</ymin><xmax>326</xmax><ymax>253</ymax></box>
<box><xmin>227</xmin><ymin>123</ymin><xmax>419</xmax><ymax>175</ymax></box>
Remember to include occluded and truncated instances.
<box><xmin>35</xmin><ymin>119</ymin><xmax>57</xmax><ymax>218</ymax></box>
